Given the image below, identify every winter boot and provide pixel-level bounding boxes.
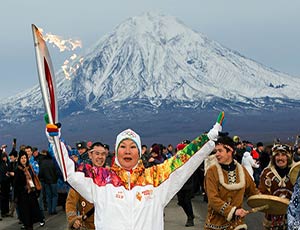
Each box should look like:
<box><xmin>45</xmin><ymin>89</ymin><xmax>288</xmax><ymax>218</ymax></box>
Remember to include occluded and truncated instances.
<box><xmin>185</xmin><ymin>216</ymin><xmax>194</xmax><ymax>227</ymax></box>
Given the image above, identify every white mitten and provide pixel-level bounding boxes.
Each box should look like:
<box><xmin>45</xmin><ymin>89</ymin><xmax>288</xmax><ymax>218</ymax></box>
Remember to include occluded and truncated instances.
<box><xmin>207</xmin><ymin>122</ymin><xmax>222</xmax><ymax>141</ymax></box>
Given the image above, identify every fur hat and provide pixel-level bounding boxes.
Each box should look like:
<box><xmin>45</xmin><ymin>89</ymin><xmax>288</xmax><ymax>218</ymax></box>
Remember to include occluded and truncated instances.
<box><xmin>272</xmin><ymin>144</ymin><xmax>291</xmax><ymax>156</ymax></box>
<box><xmin>115</xmin><ymin>129</ymin><xmax>142</xmax><ymax>157</ymax></box>
<box><xmin>271</xmin><ymin>144</ymin><xmax>292</xmax><ymax>166</ymax></box>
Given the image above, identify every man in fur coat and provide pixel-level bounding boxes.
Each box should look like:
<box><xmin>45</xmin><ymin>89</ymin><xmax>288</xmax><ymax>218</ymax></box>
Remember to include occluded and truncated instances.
<box><xmin>259</xmin><ymin>144</ymin><xmax>293</xmax><ymax>230</ymax></box>
<box><xmin>204</xmin><ymin>136</ymin><xmax>259</xmax><ymax>230</ymax></box>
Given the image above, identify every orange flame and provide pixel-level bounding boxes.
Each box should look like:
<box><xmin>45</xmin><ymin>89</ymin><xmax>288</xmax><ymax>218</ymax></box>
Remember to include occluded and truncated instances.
<box><xmin>62</xmin><ymin>56</ymin><xmax>84</xmax><ymax>80</ymax></box>
<box><xmin>38</xmin><ymin>27</ymin><xmax>83</xmax><ymax>79</ymax></box>
<box><xmin>44</xmin><ymin>33</ymin><xmax>82</xmax><ymax>52</ymax></box>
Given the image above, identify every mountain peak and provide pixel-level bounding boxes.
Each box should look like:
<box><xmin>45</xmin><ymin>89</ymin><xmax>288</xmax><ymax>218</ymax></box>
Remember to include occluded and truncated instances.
<box><xmin>1</xmin><ymin>12</ymin><xmax>300</xmax><ymax>125</ymax></box>
<box><xmin>110</xmin><ymin>11</ymin><xmax>206</xmax><ymax>46</ymax></box>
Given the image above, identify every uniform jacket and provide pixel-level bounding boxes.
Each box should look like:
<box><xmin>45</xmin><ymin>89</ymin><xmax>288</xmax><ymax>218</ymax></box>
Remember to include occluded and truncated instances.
<box><xmin>29</xmin><ymin>156</ymin><xmax>39</xmax><ymax>175</ymax></box>
<box><xmin>50</xmin><ymin>134</ymin><xmax>214</xmax><ymax>230</ymax></box>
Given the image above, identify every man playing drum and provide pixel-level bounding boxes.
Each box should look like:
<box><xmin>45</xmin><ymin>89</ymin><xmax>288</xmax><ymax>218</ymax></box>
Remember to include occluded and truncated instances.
<box><xmin>204</xmin><ymin>136</ymin><xmax>259</xmax><ymax>230</ymax></box>
<box><xmin>258</xmin><ymin>144</ymin><xmax>293</xmax><ymax>230</ymax></box>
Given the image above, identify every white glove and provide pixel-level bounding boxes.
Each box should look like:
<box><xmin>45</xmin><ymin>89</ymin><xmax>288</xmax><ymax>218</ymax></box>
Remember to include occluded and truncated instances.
<box><xmin>207</xmin><ymin>122</ymin><xmax>222</xmax><ymax>141</ymax></box>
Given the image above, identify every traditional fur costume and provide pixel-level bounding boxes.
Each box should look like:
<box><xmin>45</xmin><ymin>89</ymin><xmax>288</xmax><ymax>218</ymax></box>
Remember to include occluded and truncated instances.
<box><xmin>66</xmin><ymin>188</ymin><xmax>95</xmax><ymax>230</ymax></box>
<box><xmin>259</xmin><ymin>166</ymin><xmax>293</xmax><ymax>230</ymax></box>
<box><xmin>258</xmin><ymin>143</ymin><xmax>293</xmax><ymax>230</ymax></box>
<box><xmin>204</xmin><ymin>160</ymin><xmax>258</xmax><ymax>230</ymax></box>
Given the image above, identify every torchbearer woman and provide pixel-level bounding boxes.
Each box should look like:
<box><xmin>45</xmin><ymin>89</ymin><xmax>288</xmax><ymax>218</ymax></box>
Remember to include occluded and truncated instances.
<box><xmin>46</xmin><ymin>112</ymin><xmax>224</xmax><ymax>230</ymax></box>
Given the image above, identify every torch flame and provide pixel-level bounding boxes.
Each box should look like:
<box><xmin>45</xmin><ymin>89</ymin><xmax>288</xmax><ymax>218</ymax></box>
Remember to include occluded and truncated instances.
<box><xmin>43</xmin><ymin>33</ymin><xmax>82</xmax><ymax>52</ymax></box>
<box><xmin>62</xmin><ymin>55</ymin><xmax>84</xmax><ymax>80</ymax></box>
<box><xmin>70</xmin><ymin>54</ymin><xmax>77</xmax><ymax>60</ymax></box>
<box><xmin>37</xmin><ymin>27</ymin><xmax>84</xmax><ymax>80</ymax></box>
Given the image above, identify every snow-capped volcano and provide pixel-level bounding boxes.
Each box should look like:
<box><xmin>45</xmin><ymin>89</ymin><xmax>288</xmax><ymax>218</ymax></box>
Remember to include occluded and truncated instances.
<box><xmin>1</xmin><ymin>11</ymin><xmax>300</xmax><ymax>124</ymax></box>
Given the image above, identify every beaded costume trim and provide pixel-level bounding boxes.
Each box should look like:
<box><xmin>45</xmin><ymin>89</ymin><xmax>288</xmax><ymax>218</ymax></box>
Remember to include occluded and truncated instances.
<box><xmin>216</xmin><ymin>160</ymin><xmax>245</xmax><ymax>190</ymax></box>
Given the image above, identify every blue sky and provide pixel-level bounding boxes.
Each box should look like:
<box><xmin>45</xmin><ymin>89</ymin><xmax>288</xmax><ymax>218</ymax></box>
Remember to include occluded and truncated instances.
<box><xmin>0</xmin><ymin>0</ymin><xmax>299</xmax><ymax>99</ymax></box>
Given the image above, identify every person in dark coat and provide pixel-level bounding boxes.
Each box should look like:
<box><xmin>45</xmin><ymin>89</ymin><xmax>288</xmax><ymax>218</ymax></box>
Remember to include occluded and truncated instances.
<box><xmin>8</xmin><ymin>150</ymin><xmax>18</xmax><ymax>217</ymax></box>
<box><xmin>38</xmin><ymin>150</ymin><xmax>58</xmax><ymax>215</ymax></box>
<box><xmin>14</xmin><ymin>151</ymin><xmax>45</xmax><ymax>230</ymax></box>
<box><xmin>258</xmin><ymin>142</ymin><xmax>271</xmax><ymax>171</ymax></box>
<box><xmin>176</xmin><ymin>141</ymin><xmax>195</xmax><ymax>227</ymax></box>
<box><xmin>0</xmin><ymin>152</ymin><xmax>11</xmax><ymax>218</ymax></box>
<box><xmin>147</xmin><ymin>144</ymin><xmax>165</xmax><ymax>167</ymax></box>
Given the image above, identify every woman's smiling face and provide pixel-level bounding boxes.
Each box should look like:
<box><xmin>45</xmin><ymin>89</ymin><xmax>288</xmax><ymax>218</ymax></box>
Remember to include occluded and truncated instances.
<box><xmin>117</xmin><ymin>139</ymin><xmax>139</xmax><ymax>171</ymax></box>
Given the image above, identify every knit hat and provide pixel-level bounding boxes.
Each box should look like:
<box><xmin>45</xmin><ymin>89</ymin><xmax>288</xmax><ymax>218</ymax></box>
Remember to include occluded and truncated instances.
<box><xmin>87</xmin><ymin>141</ymin><xmax>93</xmax><ymax>149</ymax></box>
<box><xmin>176</xmin><ymin>143</ymin><xmax>187</xmax><ymax>151</ymax></box>
<box><xmin>233</xmin><ymin>135</ymin><xmax>240</xmax><ymax>143</ymax></box>
<box><xmin>245</xmin><ymin>146</ymin><xmax>252</xmax><ymax>152</ymax></box>
<box><xmin>115</xmin><ymin>129</ymin><xmax>142</xmax><ymax>157</ymax></box>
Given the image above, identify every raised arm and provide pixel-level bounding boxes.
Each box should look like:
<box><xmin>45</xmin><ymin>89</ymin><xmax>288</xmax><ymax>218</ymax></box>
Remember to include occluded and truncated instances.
<box><xmin>46</xmin><ymin>124</ymin><xmax>95</xmax><ymax>203</ymax></box>
<box><xmin>155</xmin><ymin>112</ymin><xmax>224</xmax><ymax>205</ymax></box>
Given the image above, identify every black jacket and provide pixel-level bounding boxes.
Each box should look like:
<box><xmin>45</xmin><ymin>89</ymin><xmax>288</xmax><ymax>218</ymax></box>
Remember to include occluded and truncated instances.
<box><xmin>39</xmin><ymin>155</ymin><xmax>58</xmax><ymax>184</ymax></box>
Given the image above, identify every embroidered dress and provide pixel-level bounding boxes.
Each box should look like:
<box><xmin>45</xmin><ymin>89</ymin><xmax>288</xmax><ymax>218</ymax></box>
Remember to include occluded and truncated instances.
<box><xmin>204</xmin><ymin>160</ymin><xmax>258</xmax><ymax>230</ymax></box>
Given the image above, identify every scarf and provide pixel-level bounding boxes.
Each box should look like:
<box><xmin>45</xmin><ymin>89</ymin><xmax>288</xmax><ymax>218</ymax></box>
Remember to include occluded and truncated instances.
<box><xmin>18</xmin><ymin>165</ymin><xmax>35</xmax><ymax>193</ymax></box>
